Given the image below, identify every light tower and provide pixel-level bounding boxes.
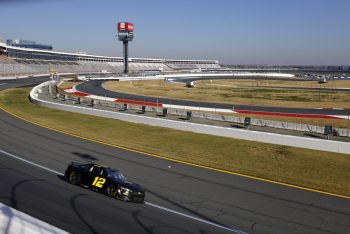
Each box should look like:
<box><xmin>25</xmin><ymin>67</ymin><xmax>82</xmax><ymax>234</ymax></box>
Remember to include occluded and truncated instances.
<box><xmin>117</xmin><ymin>22</ymin><xmax>134</xmax><ymax>74</ymax></box>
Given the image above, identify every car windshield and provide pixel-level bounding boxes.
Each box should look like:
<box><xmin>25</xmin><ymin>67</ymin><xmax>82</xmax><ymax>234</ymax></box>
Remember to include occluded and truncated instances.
<box><xmin>109</xmin><ymin>169</ymin><xmax>127</xmax><ymax>182</ymax></box>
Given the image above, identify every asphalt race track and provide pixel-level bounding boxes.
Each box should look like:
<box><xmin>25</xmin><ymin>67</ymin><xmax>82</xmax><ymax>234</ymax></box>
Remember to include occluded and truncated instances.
<box><xmin>0</xmin><ymin>76</ymin><xmax>49</xmax><ymax>90</ymax></box>
<box><xmin>0</xmin><ymin>78</ymin><xmax>349</xmax><ymax>234</ymax></box>
<box><xmin>77</xmin><ymin>80</ymin><xmax>349</xmax><ymax>116</ymax></box>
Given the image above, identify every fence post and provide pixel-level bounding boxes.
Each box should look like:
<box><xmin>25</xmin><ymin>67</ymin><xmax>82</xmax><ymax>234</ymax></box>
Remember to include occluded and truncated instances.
<box><xmin>347</xmin><ymin>113</ymin><xmax>350</xmax><ymax>137</ymax></box>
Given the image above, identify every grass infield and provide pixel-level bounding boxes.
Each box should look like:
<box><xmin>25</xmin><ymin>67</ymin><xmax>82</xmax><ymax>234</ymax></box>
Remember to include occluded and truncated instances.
<box><xmin>103</xmin><ymin>79</ymin><xmax>350</xmax><ymax>128</ymax></box>
<box><xmin>0</xmin><ymin>87</ymin><xmax>349</xmax><ymax>196</ymax></box>
<box><xmin>103</xmin><ymin>79</ymin><xmax>350</xmax><ymax>109</ymax></box>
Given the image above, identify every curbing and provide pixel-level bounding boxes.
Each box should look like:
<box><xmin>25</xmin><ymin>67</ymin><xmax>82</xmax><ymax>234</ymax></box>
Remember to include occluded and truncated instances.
<box><xmin>30</xmin><ymin>82</ymin><xmax>350</xmax><ymax>154</ymax></box>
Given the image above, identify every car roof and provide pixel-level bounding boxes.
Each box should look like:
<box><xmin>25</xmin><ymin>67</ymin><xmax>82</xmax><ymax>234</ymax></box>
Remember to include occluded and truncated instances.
<box><xmin>92</xmin><ymin>164</ymin><xmax>107</xmax><ymax>169</ymax></box>
<box><xmin>82</xmin><ymin>164</ymin><xmax>121</xmax><ymax>174</ymax></box>
<box><xmin>92</xmin><ymin>165</ymin><xmax>120</xmax><ymax>173</ymax></box>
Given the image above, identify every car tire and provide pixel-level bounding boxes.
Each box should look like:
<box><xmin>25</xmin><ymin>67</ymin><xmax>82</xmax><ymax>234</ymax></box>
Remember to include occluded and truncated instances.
<box><xmin>69</xmin><ymin>171</ymin><xmax>81</xmax><ymax>185</ymax></box>
<box><xmin>106</xmin><ymin>185</ymin><xmax>117</xmax><ymax>198</ymax></box>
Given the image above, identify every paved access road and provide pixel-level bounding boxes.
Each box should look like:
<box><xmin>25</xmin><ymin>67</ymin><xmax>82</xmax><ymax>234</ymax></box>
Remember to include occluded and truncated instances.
<box><xmin>77</xmin><ymin>80</ymin><xmax>349</xmax><ymax>116</ymax></box>
<box><xmin>0</xmin><ymin>77</ymin><xmax>349</xmax><ymax>234</ymax></box>
<box><xmin>0</xmin><ymin>76</ymin><xmax>50</xmax><ymax>90</ymax></box>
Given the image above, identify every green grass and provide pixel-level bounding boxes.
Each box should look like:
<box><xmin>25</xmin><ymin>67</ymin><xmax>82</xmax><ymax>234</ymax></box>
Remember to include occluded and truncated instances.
<box><xmin>1</xmin><ymin>87</ymin><xmax>350</xmax><ymax>196</ymax></box>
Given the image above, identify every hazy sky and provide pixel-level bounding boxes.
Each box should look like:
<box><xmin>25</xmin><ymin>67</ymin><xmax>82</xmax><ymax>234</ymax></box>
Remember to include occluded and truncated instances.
<box><xmin>1</xmin><ymin>0</ymin><xmax>349</xmax><ymax>65</ymax></box>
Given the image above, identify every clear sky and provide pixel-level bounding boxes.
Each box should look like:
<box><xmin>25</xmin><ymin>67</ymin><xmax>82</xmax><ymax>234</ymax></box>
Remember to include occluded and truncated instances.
<box><xmin>0</xmin><ymin>0</ymin><xmax>349</xmax><ymax>65</ymax></box>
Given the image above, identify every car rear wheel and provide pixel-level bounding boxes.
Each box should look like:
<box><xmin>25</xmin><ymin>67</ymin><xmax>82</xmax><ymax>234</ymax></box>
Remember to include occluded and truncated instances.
<box><xmin>106</xmin><ymin>185</ymin><xmax>117</xmax><ymax>198</ymax></box>
<box><xmin>69</xmin><ymin>171</ymin><xmax>81</xmax><ymax>185</ymax></box>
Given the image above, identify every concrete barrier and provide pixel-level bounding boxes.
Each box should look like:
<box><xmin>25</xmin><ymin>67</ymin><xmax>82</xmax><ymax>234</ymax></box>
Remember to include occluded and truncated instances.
<box><xmin>30</xmin><ymin>82</ymin><xmax>350</xmax><ymax>154</ymax></box>
<box><xmin>0</xmin><ymin>202</ymin><xmax>68</xmax><ymax>234</ymax></box>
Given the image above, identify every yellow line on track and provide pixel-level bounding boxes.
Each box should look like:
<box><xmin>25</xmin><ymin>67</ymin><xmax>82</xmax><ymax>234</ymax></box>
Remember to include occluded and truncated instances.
<box><xmin>0</xmin><ymin>105</ymin><xmax>349</xmax><ymax>200</ymax></box>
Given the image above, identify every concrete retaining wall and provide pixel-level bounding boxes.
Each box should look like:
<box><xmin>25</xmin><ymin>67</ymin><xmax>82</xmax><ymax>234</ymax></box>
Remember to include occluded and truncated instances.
<box><xmin>30</xmin><ymin>82</ymin><xmax>350</xmax><ymax>154</ymax></box>
<box><xmin>0</xmin><ymin>202</ymin><xmax>68</xmax><ymax>234</ymax></box>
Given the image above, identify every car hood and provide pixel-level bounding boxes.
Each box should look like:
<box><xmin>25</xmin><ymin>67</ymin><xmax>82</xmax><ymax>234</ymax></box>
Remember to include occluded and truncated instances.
<box><xmin>118</xmin><ymin>181</ymin><xmax>144</xmax><ymax>192</ymax></box>
<box><xmin>70</xmin><ymin>161</ymin><xmax>83</xmax><ymax>167</ymax></box>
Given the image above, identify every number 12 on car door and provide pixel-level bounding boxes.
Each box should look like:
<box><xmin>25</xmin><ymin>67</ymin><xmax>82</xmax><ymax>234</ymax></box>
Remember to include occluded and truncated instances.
<box><xmin>92</xmin><ymin>176</ymin><xmax>106</xmax><ymax>188</ymax></box>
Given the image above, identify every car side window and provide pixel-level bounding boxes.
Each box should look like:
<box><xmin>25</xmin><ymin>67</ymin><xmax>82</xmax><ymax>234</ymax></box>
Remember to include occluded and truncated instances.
<box><xmin>90</xmin><ymin>166</ymin><xmax>104</xmax><ymax>176</ymax></box>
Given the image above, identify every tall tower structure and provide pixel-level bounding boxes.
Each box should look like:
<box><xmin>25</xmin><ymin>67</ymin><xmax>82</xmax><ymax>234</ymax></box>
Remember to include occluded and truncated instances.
<box><xmin>117</xmin><ymin>22</ymin><xmax>134</xmax><ymax>74</ymax></box>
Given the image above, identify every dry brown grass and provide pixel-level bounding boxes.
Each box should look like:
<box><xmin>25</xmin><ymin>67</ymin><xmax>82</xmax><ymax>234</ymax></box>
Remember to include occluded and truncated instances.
<box><xmin>209</xmin><ymin>78</ymin><xmax>350</xmax><ymax>89</ymax></box>
<box><xmin>103</xmin><ymin>79</ymin><xmax>350</xmax><ymax>109</ymax></box>
<box><xmin>58</xmin><ymin>80</ymin><xmax>80</xmax><ymax>89</ymax></box>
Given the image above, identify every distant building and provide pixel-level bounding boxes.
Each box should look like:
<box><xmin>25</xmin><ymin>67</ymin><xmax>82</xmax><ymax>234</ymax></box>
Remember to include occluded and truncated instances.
<box><xmin>0</xmin><ymin>38</ymin><xmax>220</xmax><ymax>69</ymax></box>
<box><xmin>6</xmin><ymin>39</ymin><xmax>52</xmax><ymax>51</ymax></box>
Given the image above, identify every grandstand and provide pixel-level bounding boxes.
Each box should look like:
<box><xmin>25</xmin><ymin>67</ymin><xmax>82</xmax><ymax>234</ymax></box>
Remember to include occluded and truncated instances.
<box><xmin>0</xmin><ymin>40</ymin><xmax>220</xmax><ymax>77</ymax></box>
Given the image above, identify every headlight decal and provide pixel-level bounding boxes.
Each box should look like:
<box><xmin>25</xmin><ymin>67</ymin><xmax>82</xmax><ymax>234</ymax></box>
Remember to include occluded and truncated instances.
<box><xmin>120</xmin><ymin>187</ymin><xmax>131</xmax><ymax>195</ymax></box>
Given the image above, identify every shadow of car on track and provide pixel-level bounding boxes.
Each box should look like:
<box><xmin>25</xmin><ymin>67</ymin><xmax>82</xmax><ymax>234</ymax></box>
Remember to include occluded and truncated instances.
<box><xmin>72</xmin><ymin>152</ymin><xmax>98</xmax><ymax>162</ymax></box>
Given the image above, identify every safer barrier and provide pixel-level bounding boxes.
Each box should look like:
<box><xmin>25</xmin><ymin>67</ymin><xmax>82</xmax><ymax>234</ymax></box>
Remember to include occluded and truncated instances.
<box><xmin>30</xmin><ymin>82</ymin><xmax>350</xmax><ymax>154</ymax></box>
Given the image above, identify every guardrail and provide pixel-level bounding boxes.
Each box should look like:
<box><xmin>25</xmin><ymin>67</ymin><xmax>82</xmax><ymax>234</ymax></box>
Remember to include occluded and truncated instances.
<box><xmin>29</xmin><ymin>81</ymin><xmax>350</xmax><ymax>154</ymax></box>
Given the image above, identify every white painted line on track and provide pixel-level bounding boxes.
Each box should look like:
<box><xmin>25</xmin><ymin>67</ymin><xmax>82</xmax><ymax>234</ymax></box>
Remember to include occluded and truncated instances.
<box><xmin>0</xmin><ymin>149</ymin><xmax>62</xmax><ymax>175</ymax></box>
<box><xmin>0</xmin><ymin>148</ymin><xmax>248</xmax><ymax>234</ymax></box>
<box><xmin>145</xmin><ymin>202</ymin><xmax>248</xmax><ymax>234</ymax></box>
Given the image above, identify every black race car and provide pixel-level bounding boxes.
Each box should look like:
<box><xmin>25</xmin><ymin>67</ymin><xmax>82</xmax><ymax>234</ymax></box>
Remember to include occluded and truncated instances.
<box><xmin>64</xmin><ymin>162</ymin><xmax>145</xmax><ymax>203</ymax></box>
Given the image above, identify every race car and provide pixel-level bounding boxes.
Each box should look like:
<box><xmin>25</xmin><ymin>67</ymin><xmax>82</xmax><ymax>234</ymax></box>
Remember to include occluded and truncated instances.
<box><xmin>64</xmin><ymin>162</ymin><xmax>145</xmax><ymax>203</ymax></box>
